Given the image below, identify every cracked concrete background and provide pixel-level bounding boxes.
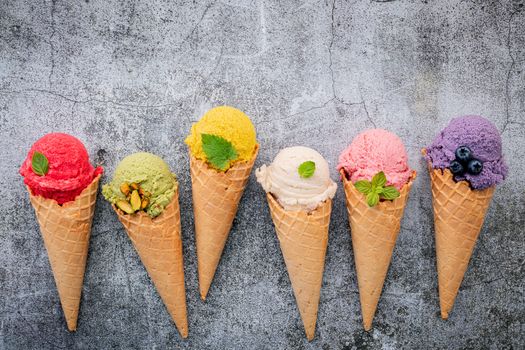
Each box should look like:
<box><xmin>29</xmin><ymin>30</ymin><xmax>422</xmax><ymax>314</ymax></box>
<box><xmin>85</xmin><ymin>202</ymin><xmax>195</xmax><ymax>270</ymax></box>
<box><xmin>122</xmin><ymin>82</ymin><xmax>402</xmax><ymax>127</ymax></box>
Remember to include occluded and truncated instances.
<box><xmin>1</xmin><ymin>0</ymin><xmax>524</xmax><ymax>349</ymax></box>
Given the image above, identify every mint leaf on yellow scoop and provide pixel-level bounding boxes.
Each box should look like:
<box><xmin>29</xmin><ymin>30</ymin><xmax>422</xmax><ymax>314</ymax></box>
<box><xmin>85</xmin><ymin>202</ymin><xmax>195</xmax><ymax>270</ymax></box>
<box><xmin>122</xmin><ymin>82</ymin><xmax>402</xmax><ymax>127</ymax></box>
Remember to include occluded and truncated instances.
<box><xmin>201</xmin><ymin>134</ymin><xmax>239</xmax><ymax>171</ymax></box>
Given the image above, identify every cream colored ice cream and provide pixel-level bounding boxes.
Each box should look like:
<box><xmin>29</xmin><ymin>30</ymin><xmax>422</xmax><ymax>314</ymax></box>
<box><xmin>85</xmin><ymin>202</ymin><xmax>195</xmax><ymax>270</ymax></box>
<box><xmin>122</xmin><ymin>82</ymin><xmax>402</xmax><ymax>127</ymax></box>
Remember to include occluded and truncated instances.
<box><xmin>256</xmin><ymin>146</ymin><xmax>337</xmax><ymax>211</ymax></box>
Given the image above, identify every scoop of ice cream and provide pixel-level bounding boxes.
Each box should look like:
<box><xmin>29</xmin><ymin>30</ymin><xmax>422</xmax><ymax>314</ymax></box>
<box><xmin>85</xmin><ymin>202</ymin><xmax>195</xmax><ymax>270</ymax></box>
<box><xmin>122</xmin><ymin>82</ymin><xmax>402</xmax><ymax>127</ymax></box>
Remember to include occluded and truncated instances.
<box><xmin>19</xmin><ymin>133</ymin><xmax>103</xmax><ymax>205</ymax></box>
<box><xmin>102</xmin><ymin>152</ymin><xmax>177</xmax><ymax>217</ymax></box>
<box><xmin>337</xmin><ymin>129</ymin><xmax>412</xmax><ymax>190</ymax></box>
<box><xmin>425</xmin><ymin>115</ymin><xmax>507</xmax><ymax>189</ymax></box>
<box><xmin>256</xmin><ymin>146</ymin><xmax>337</xmax><ymax>211</ymax></box>
<box><xmin>185</xmin><ymin>106</ymin><xmax>257</xmax><ymax>170</ymax></box>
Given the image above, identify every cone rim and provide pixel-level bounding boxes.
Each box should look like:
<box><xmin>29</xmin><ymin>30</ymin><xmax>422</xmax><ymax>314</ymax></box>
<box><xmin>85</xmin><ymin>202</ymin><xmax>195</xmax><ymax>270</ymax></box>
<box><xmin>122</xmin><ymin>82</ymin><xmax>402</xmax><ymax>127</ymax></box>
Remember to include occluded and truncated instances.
<box><xmin>340</xmin><ymin>169</ymin><xmax>416</xmax><ymax>207</ymax></box>
<box><xmin>111</xmin><ymin>186</ymin><xmax>179</xmax><ymax>220</ymax></box>
<box><xmin>422</xmin><ymin>148</ymin><xmax>496</xmax><ymax>195</ymax></box>
<box><xmin>26</xmin><ymin>174</ymin><xmax>102</xmax><ymax>208</ymax></box>
<box><xmin>266</xmin><ymin>192</ymin><xmax>332</xmax><ymax>214</ymax></box>
<box><xmin>188</xmin><ymin>143</ymin><xmax>259</xmax><ymax>174</ymax></box>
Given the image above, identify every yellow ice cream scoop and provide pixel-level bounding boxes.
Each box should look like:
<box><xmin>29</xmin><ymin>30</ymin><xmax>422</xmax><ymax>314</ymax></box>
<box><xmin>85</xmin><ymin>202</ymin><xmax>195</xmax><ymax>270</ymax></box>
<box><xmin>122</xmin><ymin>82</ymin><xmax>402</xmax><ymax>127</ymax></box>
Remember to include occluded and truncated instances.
<box><xmin>185</xmin><ymin>106</ymin><xmax>257</xmax><ymax>170</ymax></box>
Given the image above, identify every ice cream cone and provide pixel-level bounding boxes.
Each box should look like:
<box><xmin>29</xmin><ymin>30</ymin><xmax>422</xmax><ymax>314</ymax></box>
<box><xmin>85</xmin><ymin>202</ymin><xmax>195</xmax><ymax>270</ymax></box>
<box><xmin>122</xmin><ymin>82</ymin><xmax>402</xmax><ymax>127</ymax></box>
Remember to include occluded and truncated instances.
<box><xmin>27</xmin><ymin>175</ymin><xmax>101</xmax><ymax>331</ymax></box>
<box><xmin>266</xmin><ymin>193</ymin><xmax>331</xmax><ymax>341</ymax></box>
<box><xmin>341</xmin><ymin>170</ymin><xmax>415</xmax><ymax>331</ymax></box>
<box><xmin>190</xmin><ymin>145</ymin><xmax>259</xmax><ymax>300</ymax></box>
<box><xmin>113</xmin><ymin>188</ymin><xmax>188</xmax><ymax>338</ymax></box>
<box><xmin>425</xmin><ymin>158</ymin><xmax>495</xmax><ymax>319</ymax></box>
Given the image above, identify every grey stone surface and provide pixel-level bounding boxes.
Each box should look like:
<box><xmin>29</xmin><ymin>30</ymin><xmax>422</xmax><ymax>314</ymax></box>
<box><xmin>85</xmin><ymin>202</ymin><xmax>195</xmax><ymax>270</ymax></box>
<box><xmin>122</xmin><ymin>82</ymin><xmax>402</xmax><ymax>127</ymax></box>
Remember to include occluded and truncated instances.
<box><xmin>0</xmin><ymin>0</ymin><xmax>524</xmax><ymax>348</ymax></box>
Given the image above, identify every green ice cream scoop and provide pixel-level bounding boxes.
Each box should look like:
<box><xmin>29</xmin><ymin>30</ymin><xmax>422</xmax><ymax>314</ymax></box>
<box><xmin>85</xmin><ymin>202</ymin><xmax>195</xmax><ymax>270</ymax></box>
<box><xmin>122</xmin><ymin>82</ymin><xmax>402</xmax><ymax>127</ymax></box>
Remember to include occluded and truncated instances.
<box><xmin>102</xmin><ymin>152</ymin><xmax>177</xmax><ymax>218</ymax></box>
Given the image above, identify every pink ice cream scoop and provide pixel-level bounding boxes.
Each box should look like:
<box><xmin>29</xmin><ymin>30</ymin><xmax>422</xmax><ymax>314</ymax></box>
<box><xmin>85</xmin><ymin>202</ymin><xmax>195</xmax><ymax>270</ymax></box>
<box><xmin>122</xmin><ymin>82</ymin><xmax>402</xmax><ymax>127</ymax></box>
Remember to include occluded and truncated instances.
<box><xmin>337</xmin><ymin>129</ymin><xmax>412</xmax><ymax>190</ymax></box>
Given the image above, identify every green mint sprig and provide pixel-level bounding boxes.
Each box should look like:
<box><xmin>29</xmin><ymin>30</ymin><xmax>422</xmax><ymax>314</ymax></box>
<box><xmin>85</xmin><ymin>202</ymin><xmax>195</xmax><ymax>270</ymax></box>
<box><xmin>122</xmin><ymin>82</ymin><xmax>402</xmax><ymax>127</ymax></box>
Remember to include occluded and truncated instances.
<box><xmin>201</xmin><ymin>134</ymin><xmax>239</xmax><ymax>171</ymax></box>
<box><xmin>31</xmin><ymin>151</ymin><xmax>49</xmax><ymax>176</ymax></box>
<box><xmin>354</xmin><ymin>171</ymin><xmax>400</xmax><ymax>207</ymax></box>
<box><xmin>298</xmin><ymin>161</ymin><xmax>316</xmax><ymax>178</ymax></box>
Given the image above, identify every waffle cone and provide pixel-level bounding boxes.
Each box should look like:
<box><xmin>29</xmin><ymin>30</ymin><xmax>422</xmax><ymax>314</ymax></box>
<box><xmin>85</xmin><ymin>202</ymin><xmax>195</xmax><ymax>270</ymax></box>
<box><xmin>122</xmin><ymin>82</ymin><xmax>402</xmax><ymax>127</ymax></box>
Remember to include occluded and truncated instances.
<box><xmin>189</xmin><ymin>145</ymin><xmax>259</xmax><ymax>300</ymax></box>
<box><xmin>265</xmin><ymin>194</ymin><xmax>331</xmax><ymax>341</ymax></box>
<box><xmin>27</xmin><ymin>175</ymin><xmax>101</xmax><ymax>331</ymax></box>
<box><xmin>112</xmin><ymin>189</ymin><xmax>188</xmax><ymax>338</ymax></box>
<box><xmin>426</xmin><ymin>159</ymin><xmax>494</xmax><ymax>319</ymax></box>
<box><xmin>341</xmin><ymin>171</ymin><xmax>415</xmax><ymax>331</ymax></box>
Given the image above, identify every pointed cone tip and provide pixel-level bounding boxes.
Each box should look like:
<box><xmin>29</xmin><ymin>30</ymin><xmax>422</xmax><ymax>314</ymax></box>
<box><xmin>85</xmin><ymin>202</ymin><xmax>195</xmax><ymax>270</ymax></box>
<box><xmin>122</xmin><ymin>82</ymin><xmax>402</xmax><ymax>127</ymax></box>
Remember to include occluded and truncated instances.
<box><xmin>65</xmin><ymin>315</ymin><xmax>77</xmax><ymax>332</ymax></box>
<box><xmin>66</xmin><ymin>325</ymin><xmax>77</xmax><ymax>332</ymax></box>
<box><xmin>179</xmin><ymin>328</ymin><xmax>189</xmax><ymax>338</ymax></box>
<box><xmin>199</xmin><ymin>284</ymin><xmax>209</xmax><ymax>301</ymax></box>
<box><xmin>305</xmin><ymin>325</ymin><xmax>316</xmax><ymax>341</ymax></box>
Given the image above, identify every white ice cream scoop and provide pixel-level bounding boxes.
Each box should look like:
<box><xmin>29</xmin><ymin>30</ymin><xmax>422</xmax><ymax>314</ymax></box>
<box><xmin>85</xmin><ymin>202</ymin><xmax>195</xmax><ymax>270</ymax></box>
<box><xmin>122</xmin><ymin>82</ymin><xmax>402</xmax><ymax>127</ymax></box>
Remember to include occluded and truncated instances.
<box><xmin>256</xmin><ymin>146</ymin><xmax>337</xmax><ymax>211</ymax></box>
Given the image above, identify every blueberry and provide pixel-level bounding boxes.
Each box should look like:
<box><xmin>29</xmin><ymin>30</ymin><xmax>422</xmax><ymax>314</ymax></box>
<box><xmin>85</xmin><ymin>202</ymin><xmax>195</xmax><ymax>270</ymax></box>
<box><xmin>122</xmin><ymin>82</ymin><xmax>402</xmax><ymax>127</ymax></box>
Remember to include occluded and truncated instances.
<box><xmin>467</xmin><ymin>159</ymin><xmax>483</xmax><ymax>175</ymax></box>
<box><xmin>455</xmin><ymin>146</ymin><xmax>473</xmax><ymax>163</ymax></box>
<box><xmin>449</xmin><ymin>160</ymin><xmax>464</xmax><ymax>175</ymax></box>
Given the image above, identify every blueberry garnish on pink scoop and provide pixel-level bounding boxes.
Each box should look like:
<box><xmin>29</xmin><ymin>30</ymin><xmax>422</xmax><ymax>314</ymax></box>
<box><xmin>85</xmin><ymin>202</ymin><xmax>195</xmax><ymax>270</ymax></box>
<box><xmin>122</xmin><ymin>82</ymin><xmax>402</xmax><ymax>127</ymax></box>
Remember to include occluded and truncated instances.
<box><xmin>450</xmin><ymin>146</ymin><xmax>484</xmax><ymax>178</ymax></box>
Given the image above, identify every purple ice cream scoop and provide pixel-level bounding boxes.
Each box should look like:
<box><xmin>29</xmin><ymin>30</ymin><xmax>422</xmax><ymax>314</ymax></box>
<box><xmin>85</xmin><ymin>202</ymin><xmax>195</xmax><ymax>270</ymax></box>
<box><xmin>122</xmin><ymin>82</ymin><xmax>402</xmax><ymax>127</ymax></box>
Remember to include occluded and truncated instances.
<box><xmin>425</xmin><ymin>115</ymin><xmax>508</xmax><ymax>189</ymax></box>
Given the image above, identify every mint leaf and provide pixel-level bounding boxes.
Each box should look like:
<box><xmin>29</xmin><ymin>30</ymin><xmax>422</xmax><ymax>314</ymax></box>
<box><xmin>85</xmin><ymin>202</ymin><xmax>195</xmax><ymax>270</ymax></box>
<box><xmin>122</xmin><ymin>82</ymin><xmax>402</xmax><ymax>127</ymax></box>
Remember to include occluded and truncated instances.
<box><xmin>355</xmin><ymin>171</ymin><xmax>400</xmax><ymax>205</ymax></box>
<box><xmin>354</xmin><ymin>180</ymin><xmax>372</xmax><ymax>194</ymax></box>
<box><xmin>31</xmin><ymin>151</ymin><xmax>49</xmax><ymax>176</ymax></box>
<box><xmin>201</xmin><ymin>134</ymin><xmax>238</xmax><ymax>171</ymax></box>
<box><xmin>381</xmin><ymin>186</ymin><xmax>400</xmax><ymax>200</ymax></box>
<box><xmin>371</xmin><ymin>171</ymin><xmax>387</xmax><ymax>188</ymax></box>
<box><xmin>298</xmin><ymin>161</ymin><xmax>316</xmax><ymax>178</ymax></box>
<box><xmin>366</xmin><ymin>192</ymin><xmax>379</xmax><ymax>207</ymax></box>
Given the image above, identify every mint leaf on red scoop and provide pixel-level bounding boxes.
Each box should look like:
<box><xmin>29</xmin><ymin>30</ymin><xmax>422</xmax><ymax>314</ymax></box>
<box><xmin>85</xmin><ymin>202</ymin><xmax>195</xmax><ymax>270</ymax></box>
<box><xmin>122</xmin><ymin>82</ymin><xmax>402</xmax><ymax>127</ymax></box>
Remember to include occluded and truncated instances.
<box><xmin>201</xmin><ymin>134</ymin><xmax>239</xmax><ymax>171</ymax></box>
<box><xmin>31</xmin><ymin>151</ymin><xmax>49</xmax><ymax>176</ymax></box>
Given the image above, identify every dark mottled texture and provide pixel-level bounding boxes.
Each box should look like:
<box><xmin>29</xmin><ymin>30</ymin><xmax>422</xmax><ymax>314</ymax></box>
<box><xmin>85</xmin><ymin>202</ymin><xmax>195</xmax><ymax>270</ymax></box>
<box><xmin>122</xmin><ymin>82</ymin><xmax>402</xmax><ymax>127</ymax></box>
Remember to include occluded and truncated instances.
<box><xmin>0</xmin><ymin>0</ymin><xmax>524</xmax><ymax>349</ymax></box>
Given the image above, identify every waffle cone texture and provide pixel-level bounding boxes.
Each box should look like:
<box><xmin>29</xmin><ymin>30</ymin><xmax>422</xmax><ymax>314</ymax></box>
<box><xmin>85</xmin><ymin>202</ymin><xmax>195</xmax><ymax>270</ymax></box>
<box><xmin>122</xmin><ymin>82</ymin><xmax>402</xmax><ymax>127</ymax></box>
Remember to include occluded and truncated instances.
<box><xmin>266</xmin><ymin>194</ymin><xmax>331</xmax><ymax>341</ymax></box>
<box><xmin>112</xmin><ymin>188</ymin><xmax>188</xmax><ymax>338</ymax></box>
<box><xmin>189</xmin><ymin>145</ymin><xmax>259</xmax><ymax>300</ymax></box>
<box><xmin>341</xmin><ymin>170</ymin><xmax>415</xmax><ymax>331</ymax></box>
<box><xmin>426</xmin><ymin>159</ymin><xmax>494</xmax><ymax>320</ymax></box>
<box><xmin>27</xmin><ymin>175</ymin><xmax>101</xmax><ymax>331</ymax></box>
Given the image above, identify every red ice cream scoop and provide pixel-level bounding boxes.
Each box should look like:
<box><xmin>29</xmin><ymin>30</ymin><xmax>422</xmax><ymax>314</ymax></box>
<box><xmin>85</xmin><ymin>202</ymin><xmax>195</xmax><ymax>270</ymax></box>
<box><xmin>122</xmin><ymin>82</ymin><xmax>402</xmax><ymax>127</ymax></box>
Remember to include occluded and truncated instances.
<box><xmin>20</xmin><ymin>133</ymin><xmax>103</xmax><ymax>205</ymax></box>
